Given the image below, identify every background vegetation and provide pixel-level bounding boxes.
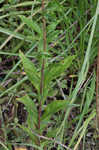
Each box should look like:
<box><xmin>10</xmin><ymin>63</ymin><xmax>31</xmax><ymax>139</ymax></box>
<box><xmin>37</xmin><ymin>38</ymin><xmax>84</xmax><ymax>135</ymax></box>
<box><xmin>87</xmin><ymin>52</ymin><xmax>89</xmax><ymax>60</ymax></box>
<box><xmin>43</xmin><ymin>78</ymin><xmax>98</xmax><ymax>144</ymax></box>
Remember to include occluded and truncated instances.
<box><xmin>0</xmin><ymin>0</ymin><xmax>99</xmax><ymax>150</ymax></box>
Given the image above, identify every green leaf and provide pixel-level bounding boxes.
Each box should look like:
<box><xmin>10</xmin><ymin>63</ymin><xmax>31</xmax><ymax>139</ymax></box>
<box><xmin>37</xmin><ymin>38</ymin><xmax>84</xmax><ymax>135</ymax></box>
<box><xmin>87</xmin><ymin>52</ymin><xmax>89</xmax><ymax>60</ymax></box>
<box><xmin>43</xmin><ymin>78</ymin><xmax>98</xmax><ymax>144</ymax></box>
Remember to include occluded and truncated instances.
<box><xmin>0</xmin><ymin>27</ymin><xmax>32</xmax><ymax>42</ymax></box>
<box><xmin>44</xmin><ymin>55</ymin><xmax>75</xmax><ymax>88</ymax></box>
<box><xmin>19</xmin><ymin>51</ymin><xmax>40</xmax><ymax>91</ymax></box>
<box><xmin>41</xmin><ymin>100</ymin><xmax>69</xmax><ymax>121</ymax></box>
<box><xmin>19</xmin><ymin>15</ymin><xmax>42</xmax><ymax>35</ymax></box>
<box><xmin>46</xmin><ymin>127</ymin><xmax>59</xmax><ymax>138</ymax></box>
<box><xmin>85</xmin><ymin>74</ymin><xmax>95</xmax><ymax>112</ymax></box>
<box><xmin>47</xmin><ymin>21</ymin><xmax>59</xmax><ymax>32</ymax></box>
<box><xmin>17</xmin><ymin>95</ymin><xmax>38</xmax><ymax>129</ymax></box>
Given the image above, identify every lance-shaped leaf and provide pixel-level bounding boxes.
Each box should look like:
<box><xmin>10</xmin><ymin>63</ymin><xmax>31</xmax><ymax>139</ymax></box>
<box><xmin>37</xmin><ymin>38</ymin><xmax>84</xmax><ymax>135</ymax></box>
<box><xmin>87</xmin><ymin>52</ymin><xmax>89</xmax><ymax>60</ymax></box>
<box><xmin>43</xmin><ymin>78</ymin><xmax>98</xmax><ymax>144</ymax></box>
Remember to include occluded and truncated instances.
<box><xmin>44</xmin><ymin>55</ymin><xmax>75</xmax><ymax>89</ymax></box>
<box><xmin>19</xmin><ymin>51</ymin><xmax>40</xmax><ymax>91</ymax></box>
<box><xmin>17</xmin><ymin>95</ymin><xmax>38</xmax><ymax>129</ymax></box>
<box><xmin>19</xmin><ymin>15</ymin><xmax>42</xmax><ymax>35</ymax></box>
<box><xmin>41</xmin><ymin>100</ymin><xmax>69</xmax><ymax>121</ymax></box>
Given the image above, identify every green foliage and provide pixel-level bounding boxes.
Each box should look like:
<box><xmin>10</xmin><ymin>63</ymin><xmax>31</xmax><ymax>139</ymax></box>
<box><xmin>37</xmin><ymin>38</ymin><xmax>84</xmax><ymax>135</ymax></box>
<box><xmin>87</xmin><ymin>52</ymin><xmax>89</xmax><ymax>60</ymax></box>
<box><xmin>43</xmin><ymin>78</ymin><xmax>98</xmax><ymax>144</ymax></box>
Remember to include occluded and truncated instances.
<box><xmin>17</xmin><ymin>95</ymin><xmax>38</xmax><ymax>129</ymax></box>
<box><xmin>19</xmin><ymin>48</ymin><xmax>75</xmax><ymax>146</ymax></box>
<box><xmin>41</xmin><ymin>100</ymin><xmax>69</xmax><ymax>121</ymax></box>
<box><xmin>19</xmin><ymin>15</ymin><xmax>42</xmax><ymax>36</ymax></box>
<box><xmin>19</xmin><ymin>50</ymin><xmax>75</xmax><ymax>101</ymax></box>
<box><xmin>0</xmin><ymin>0</ymin><xmax>98</xmax><ymax>149</ymax></box>
<box><xmin>0</xmin><ymin>27</ymin><xmax>32</xmax><ymax>42</ymax></box>
<box><xmin>19</xmin><ymin>51</ymin><xmax>40</xmax><ymax>92</ymax></box>
<box><xmin>69</xmin><ymin>74</ymin><xmax>96</xmax><ymax>147</ymax></box>
<box><xmin>44</xmin><ymin>55</ymin><xmax>76</xmax><ymax>88</ymax></box>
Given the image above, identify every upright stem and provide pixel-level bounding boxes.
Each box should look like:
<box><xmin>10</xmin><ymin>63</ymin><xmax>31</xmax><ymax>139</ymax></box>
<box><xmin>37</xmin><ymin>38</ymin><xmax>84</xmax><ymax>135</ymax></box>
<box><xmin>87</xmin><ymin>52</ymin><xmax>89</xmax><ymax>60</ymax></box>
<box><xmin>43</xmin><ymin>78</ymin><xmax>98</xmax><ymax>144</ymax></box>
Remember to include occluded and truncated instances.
<box><xmin>38</xmin><ymin>0</ymin><xmax>46</xmax><ymax>130</ymax></box>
